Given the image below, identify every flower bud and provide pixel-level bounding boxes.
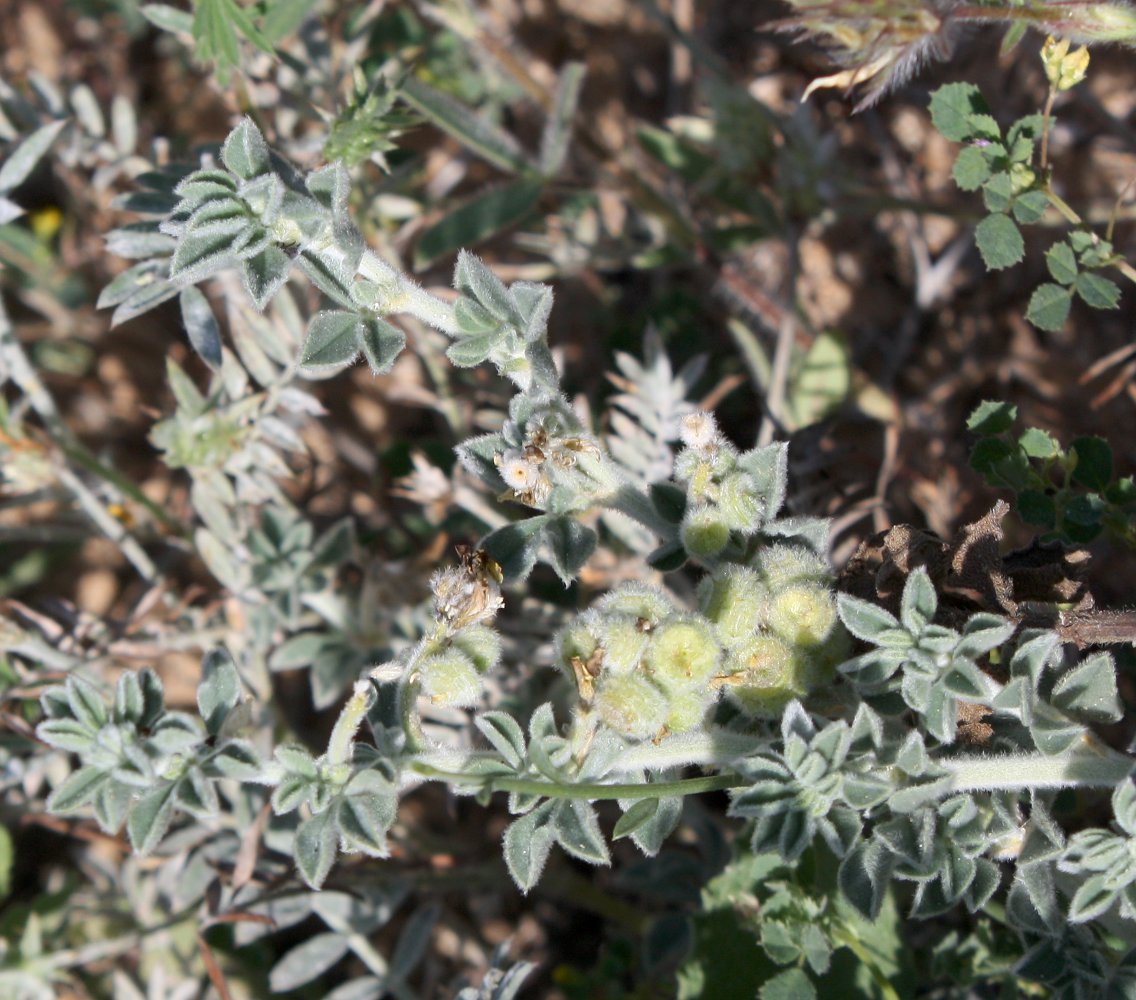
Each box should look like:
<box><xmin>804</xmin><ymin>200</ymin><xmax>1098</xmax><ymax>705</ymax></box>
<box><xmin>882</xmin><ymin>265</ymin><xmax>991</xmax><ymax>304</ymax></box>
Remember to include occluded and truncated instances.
<box><xmin>767</xmin><ymin>584</ymin><xmax>838</xmax><ymax>648</ymax></box>
<box><xmin>453</xmin><ymin>624</ymin><xmax>502</xmax><ymax>673</ymax></box>
<box><xmin>417</xmin><ymin>650</ymin><xmax>482</xmax><ymax>707</ymax></box>
<box><xmin>699</xmin><ymin>566</ymin><xmax>769</xmax><ymax>642</ymax></box>
<box><xmin>594</xmin><ymin>673</ymin><xmax>668</xmax><ymax>740</ymax></box>
<box><xmin>681</xmin><ymin>505</ymin><xmax>731</xmax><ymax>557</ymax></box>
<box><xmin>645</xmin><ymin>617</ymin><xmax>721</xmax><ymax>691</ymax></box>
<box><xmin>717</xmin><ymin>472</ymin><xmax>765</xmax><ymax>532</ymax></box>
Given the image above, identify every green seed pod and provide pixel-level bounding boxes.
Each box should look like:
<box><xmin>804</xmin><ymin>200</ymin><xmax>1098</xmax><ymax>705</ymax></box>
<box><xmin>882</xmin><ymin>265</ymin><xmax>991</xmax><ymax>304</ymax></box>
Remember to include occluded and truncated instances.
<box><xmin>766</xmin><ymin>584</ymin><xmax>837</xmax><ymax>648</ymax></box>
<box><xmin>681</xmin><ymin>504</ymin><xmax>731</xmax><ymax>557</ymax></box>
<box><xmin>452</xmin><ymin>624</ymin><xmax>502</xmax><ymax>673</ymax></box>
<box><xmin>722</xmin><ymin>635</ymin><xmax>801</xmax><ymax>718</ymax></box>
<box><xmin>699</xmin><ymin>566</ymin><xmax>769</xmax><ymax>643</ymax></box>
<box><xmin>664</xmin><ymin>686</ymin><xmax>715</xmax><ymax>734</ymax></box>
<box><xmin>596</xmin><ymin>582</ymin><xmax>677</xmax><ymax>626</ymax></box>
<box><xmin>417</xmin><ymin>650</ymin><xmax>482</xmax><ymax>708</ymax></box>
<box><xmin>594</xmin><ymin>673</ymin><xmax>669</xmax><ymax>740</ymax></box>
<box><xmin>717</xmin><ymin>472</ymin><xmax>765</xmax><ymax>532</ymax></box>
<box><xmin>755</xmin><ymin>543</ymin><xmax>830</xmax><ymax>590</ymax></box>
<box><xmin>596</xmin><ymin>614</ymin><xmax>650</xmax><ymax>675</ymax></box>
<box><xmin>645</xmin><ymin>616</ymin><xmax>721</xmax><ymax>691</ymax></box>
<box><xmin>557</xmin><ymin>619</ymin><xmax>599</xmax><ymax>674</ymax></box>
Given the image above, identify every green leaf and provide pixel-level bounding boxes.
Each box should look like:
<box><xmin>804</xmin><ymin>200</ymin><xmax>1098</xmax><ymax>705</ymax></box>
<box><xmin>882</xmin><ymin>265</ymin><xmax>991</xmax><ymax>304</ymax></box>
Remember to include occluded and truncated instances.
<box><xmin>899</xmin><ymin>567</ymin><xmax>937</xmax><ymax>634</ymax></box>
<box><xmin>981</xmin><ymin>173</ymin><xmax>1013</xmax><ymax>214</ymax></box>
<box><xmin>975</xmin><ymin>213</ymin><xmax>1024</xmax><ymax>270</ymax></box>
<box><xmin>1051</xmin><ymin>652</ymin><xmax>1121</xmax><ymax>723</ymax></box>
<box><xmin>241</xmin><ymin>244</ymin><xmax>292</xmax><ymax>309</ymax></box>
<box><xmin>178</xmin><ymin>286</ymin><xmax>223</xmax><ymax>370</ymax></box>
<box><xmin>414</xmin><ymin>179</ymin><xmax>542</xmax><ymax>269</ymax></box>
<box><xmin>169</xmin><ymin>226</ymin><xmax>241</xmax><ymax>282</ymax></box>
<box><xmin>967</xmin><ymin>400</ymin><xmax>1017</xmax><ymax>435</ymax></box>
<box><xmin>1011</xmin><ymin>190</ymin><xmax>1049</xmax><ymax>225</ymax></box>
<box><xmin>837</xmin><ymin>594</ymin><xmax>899</xmax><ymax>642</ymax></box>
<box><xmin>480</xmin><ymin>519</ymin><xmax>545</xmax><ymax>581</ymax></box>
<box><xmin>400</xmin><ymin>76</ymin><xmax>531</xmax><ymax>175</ymax></box>
<box><xmin>1070</xmin><ymin>436</ymin><xmax>1113</xmax><ymax>490</ymax></box>
<box><xmin>613</xmin><ymin>799</ymin><xmax>660</xmax><ymax>841</ymax></box>
<box><xmin>760</xmin><ymin>968</ymin><xmax>817</xmax><ymax>1000</ymax></box>
<box><xmin>270</xmin><ymin>932</ymin><xmax>350</xmax><ymax>992</ymax></box>
<box><xmin>1018</xmin><ymin>427</ymin><xmax>1059</xmax><ymax>459</ymax></box>
<box><xmin>358</xmin><ymin>316</ymin><xmax>405</xmax><ymax>375</ymax></box>
<box><xmin>128</xmin><ymin>782</ymin><xmax>178</xmax><ymax>854</ymax></box>
<box><xmin>1074</xmin><ymin>271</ymin><xmax>1121</xmax><ymax>309</ymax></box>
<box><xmin>1040</xmin><ymin>242</ymin><xmax>1076</xmax><ymax>285</ymax></box>
<box><xmin>0</xmin><ymin>119</ymin><xmax>68</xmax><ymax>194</ymax></box>
<box><xmin>540</xmin><ymin>517</ymin><xmax>596</xmax><ymax>586</ymax></box>
<box><xmin>951</xmin><ymin>146</ymin><xmax>992</xmax><ymax>191</ymax></box>
<box><xmin>47</xmin><ymin>766</ymin><xmax>109</xmax><ymax>813</ymax></box>
<box><xmin>503</xmin><ymin>803</ymin><xmax>556</xmax><ymax>892</ymax></box>
<box><xmin>1026</xmin><ymin>283</ymin><xmax>1072</xmax><ymax>331</ymax></box>
<box><xmin>1068</xmin><ymin>873</ymin><xmax>1119</xmax><ymax>923</ymax></box>
<box><xmin>338</xmin><ymin>785</ymin><xmax>396</xmax><ymax>856</ymax></box>
<box><xmin>295</xmin><ymin>809</ymin><xmax>339</xmax><ymax>888</ymax></box>
<box><xmin>553</xmin><ymin>800</ymin><xmax>610</xmax><ymax>865</ymax></box>
<box><xmin>637</xmin><ymin>125</ymin><xmax>715</xmax><ymax>182</ymax></box>
<box><xmin>539</xmin><ymin>61</ymin><xmax>586</xmax><ymax>176</ymax></box>
<box><xmin>929</xmin><ymin>83</ymin><xmax>989</xmax><ymax>142</ymax></box>
<box><xmin>141</xmin><ymin>3</ymin><xmax>195</xmax><ymax>34</ymax></box>
<box><xmin>301</xmin><ymin>310</ymin><xmax>361</xmax><ymax>369</ymax></box>
<box><xmin>787</xmin><ymin>329</ymin><xmax>851</xmax><ymax>428</ymax></box>
<box><xmin>1017</xmin><ymin>489</ymin><xmax>1056</xmax><ymax>529</ymax></box>
<box><xmin>197</xmin><ymin>647</ymin><xmax>241</xmax><ymax>736</ymax></box>
<box><xmin>297</xmin><ymin>247</ymin><xmax>357</xmax><ymax>309</ymax></box>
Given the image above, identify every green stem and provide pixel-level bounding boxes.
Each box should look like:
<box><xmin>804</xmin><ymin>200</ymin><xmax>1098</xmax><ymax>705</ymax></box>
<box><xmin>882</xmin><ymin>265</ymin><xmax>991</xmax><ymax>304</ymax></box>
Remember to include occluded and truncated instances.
<box><xmin>407</xmin><ymin>761</ymin><xmax>745</xmax><ymax>801</ymax></box>
<box><xmin>326</xmin><ymin>680</ymin><xmax>375</xmax><ymax>766</ymax></box>
<box><xmin>943</xmin><ymin>747</ymin><xmax>1133</xmax><ymax>793</ymax></box>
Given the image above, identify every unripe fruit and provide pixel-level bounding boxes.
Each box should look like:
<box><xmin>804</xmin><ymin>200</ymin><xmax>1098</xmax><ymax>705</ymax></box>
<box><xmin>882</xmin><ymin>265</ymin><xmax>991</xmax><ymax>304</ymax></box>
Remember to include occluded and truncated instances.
<box><xmin>681</xmin><ymin>505</ymin><xmax>730</xmax><ymax>557</ymax></box>
<box><xmin>418</xmin><ymin>650</ymin><xmax>482</xmax><ymax>707</ymax></box>
<box><xmin>645</xmin><ymin>617</ymin><xmax>721</xmax><ymax>691</ymax></box>
<box><xmin>453</xmin><ymin>624</ymin><xmax>502</xmax><ymax>673</ymax></box>
<box><xmin>699</xmin><ymin>566</ymin><xmax>769</xmax><ymax>642</ymax></box>
<box><xmin>596</xmin><ymin>615</ymin><xmax>650</xmax><ymax>675</ymax></box>
<box><xmin>557</xmin><ymin>621</ymin><xmax>598</xmax><ymax>675</ymax></box>
<box><xmin>755</xmin><ymin>543</ymin><xmax>830</xmax><ymax>590</ymax></box>
<box><xmin>722</xmin><ymin>635</ymin><xmax>801</xmax><ymax>718</ymax></box>
<box><xmin>596</xmin><ymin>582</ymin><xmax>677</xmax><ymax>626</ymax></box>
<box><xmin>594</xmin><ymin>673</ymin><xmax>668</xmax><ymax>740</ymax></box>
<box><xmin>767</xmin><ymin>585</ymin><xmax>837</xmax><ymax>648</ymax></box>
<box><xmin>717</xmin><ymin>472</ymin><xmax>765</xmax><ymax>532</ymax></box>
<box><xmin>665</xmin><ymin>687</ymin><xmax>714</xmax><ymax>733</ymax></box>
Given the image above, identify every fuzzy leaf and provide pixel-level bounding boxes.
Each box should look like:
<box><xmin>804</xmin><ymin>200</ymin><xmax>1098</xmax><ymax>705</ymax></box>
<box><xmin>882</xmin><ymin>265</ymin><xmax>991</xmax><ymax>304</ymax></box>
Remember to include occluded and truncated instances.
<box><xmin>0</xmin><ymin>119</ymin><xmax>68</xmax><ymax>193</ymax></box>
<box><xmin>541</xmin><ymin>517</ymin><xmax>596</xmax><ymax>586</ymax></box>
<box><xmin>295</xmin><ymin>809</ymin><xmax>339</xmax><ymax>888</ymax></box>
<box><xmin>197</xmin><ymin>647</ymin><xmax>241</xmax><ymax>736</ymax></box>
<box><xmin>178</xmin><ymin>286</ymin><xmax>223</xmax><ymax>369</ymax></box>
<box><xmin>301</xmin><ymin>310</ymin><xmax>361</xmax><ymax>369</ymax></box>
<box><xmin>269</xmin><ymin>932</ymin><xmax>350</xmax><ymax>992</ymax></box>
<box><xmin>47</xmin><ymin>766</ymin><xmax>109</xmax><ymax>813</ymax></box>
<box><xmin>1050</xmin><ymin>652</ymin><xmax>1121</xmax><ymax>723</ymax></box>
<box><xmin>503</xmin><ymin>803</ymin><xmax>556</xmax><ymax>892</ymax></box>
<box><xmin>554</xmin><ymin>800</ymin><xmax>610</xmax><ymax>865</ymax></box>
<box><xmin>221</xmin><ymin>118</ymin><xmax>271</xmax><ymax>180</ymax></box>
<box><xmin>475</xmin><ymin>712</ymin><xmax>527</xmax><ymax>769</ymax></box>
<box><xmin>837</xmin><ymin>594</ymin><xmax>900</xmax><ymax>642</ymax></box>
<box><xmin>358</xmin><ymin>316</ymin><xmax>406</xmax><ymax>375</ymax></box>
<box><xmin>128</xmin><ymin>782</ymin><xmax>178</xmax><ymax>854</ymax></box>
<box><xmin>951</xmin><ymin>145</ymin><xmax>991</xmax><ymax>191</ymax></box>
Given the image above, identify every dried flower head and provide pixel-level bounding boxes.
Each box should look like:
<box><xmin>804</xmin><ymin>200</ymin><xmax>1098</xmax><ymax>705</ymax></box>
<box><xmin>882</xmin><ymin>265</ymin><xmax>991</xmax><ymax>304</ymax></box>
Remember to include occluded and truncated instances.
<box><xmin>431</xmin><ymin>546</ymin><xmax>504</xmax><ymax>631</ymax></box>
<box><xmin>680</xmin><ymin>410</ymin><xmax>720</xmax><ymax>450</ymax></box>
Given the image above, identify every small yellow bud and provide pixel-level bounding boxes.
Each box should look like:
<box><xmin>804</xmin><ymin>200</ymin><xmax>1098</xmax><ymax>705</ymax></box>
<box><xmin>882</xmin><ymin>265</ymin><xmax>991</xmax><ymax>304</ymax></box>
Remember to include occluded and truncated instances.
<box><xmin>596</xmin><ymin>615</ymin><xmax>650</xmax><ymax>675</ymax></box>
<box><xmin>664</xmin><ymin>687</ymin><xmax>714</xmax><ymax>734</ymax></box>
<box><xmin>596</xmin><ymin>582</ymin><xmax>677</xmax><ymax>626</ymax></box>
<box><xmin>1041</xmin><ymin>35</ymin><xmax>1090</xmax><ymax>91</ymax></box>
<box><xmin>755</xmin><ymin>543</ymin><xmax>830</xmax><ymax>590</ymax></box>
<box><xmin>716</xmin><ymin>472</ymin><xmax>765</xmax><ymax>532</ymax></box>
<box><xmin>452</xmin><ymin>624</ymin><xmax>502</xmax><ymax>673</ymax></box>
<box><xmin>721</xmin><ymin>635</ymin><xmax>800</xmax><ymax>718</ymax></box>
